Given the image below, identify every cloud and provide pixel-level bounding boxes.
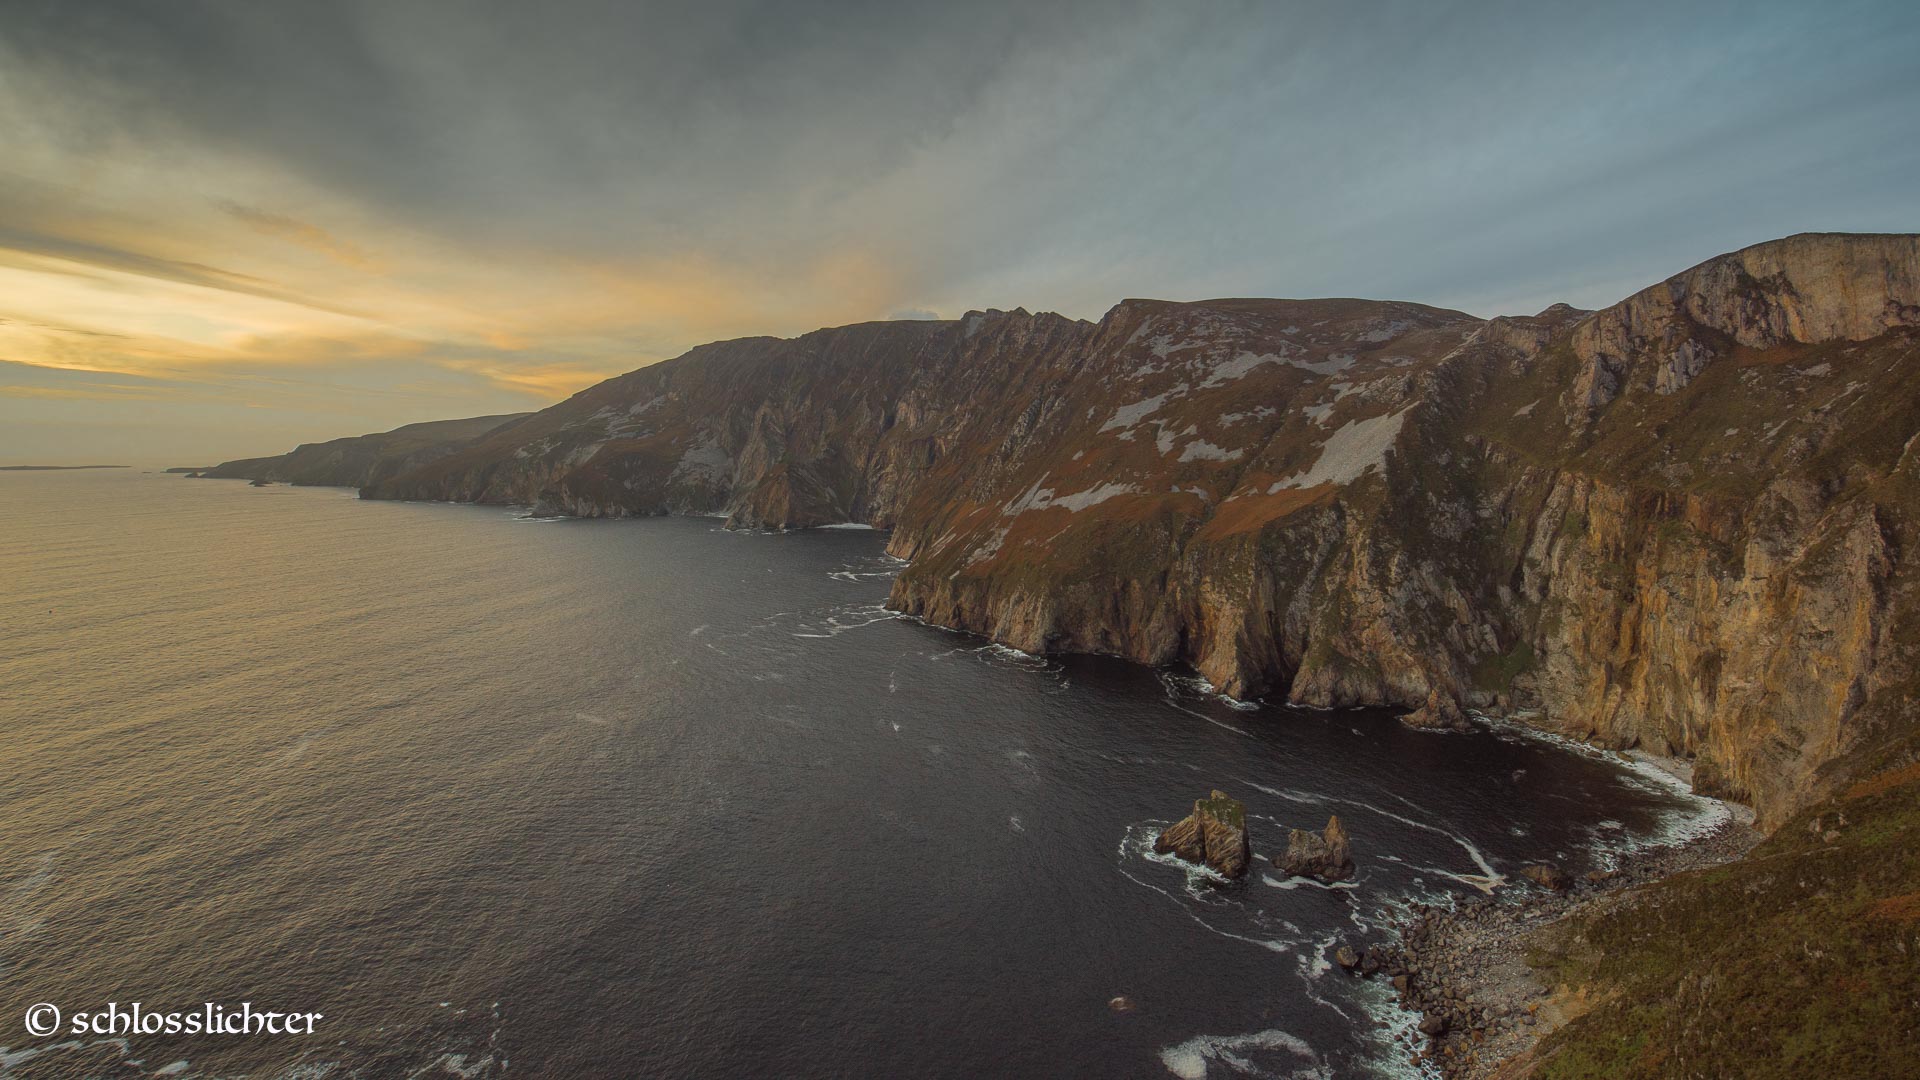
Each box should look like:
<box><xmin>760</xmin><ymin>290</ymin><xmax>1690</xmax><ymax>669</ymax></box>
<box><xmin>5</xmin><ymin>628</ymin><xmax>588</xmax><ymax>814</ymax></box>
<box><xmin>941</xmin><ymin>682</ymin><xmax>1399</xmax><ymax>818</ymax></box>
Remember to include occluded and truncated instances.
<box><xmin>216</xmin><ymin>201</ymin><xmax>382</xmax><ymax>271</ymax></box>
<box><xmin>885</xmin><ymin>307</ymin><xmax>943</xmax><ymax>322</ymax></box>
<box><xmin>0</xmin><ymin>224</ymin><xmax>365</xmax><ymax>318</ymax></box>
<box><xmin>0</xmin><ymin>359</ymin><xmax>193</xmax><ymax>403</ymax></box>
<box><xmin>1</xmin><ymin>0</ymin><xmax>1917</xmax><ymax>464</ymax></box>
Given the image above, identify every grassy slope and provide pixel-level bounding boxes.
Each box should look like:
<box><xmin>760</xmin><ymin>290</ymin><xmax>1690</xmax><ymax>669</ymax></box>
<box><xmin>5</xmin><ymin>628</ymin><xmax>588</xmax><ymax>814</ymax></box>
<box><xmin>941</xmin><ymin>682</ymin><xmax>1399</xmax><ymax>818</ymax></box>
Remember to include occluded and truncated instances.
<box><xmin>1525</xmin><ymin>762</ymin><xmax>1920</xmax><ymax>1078</ymax></box>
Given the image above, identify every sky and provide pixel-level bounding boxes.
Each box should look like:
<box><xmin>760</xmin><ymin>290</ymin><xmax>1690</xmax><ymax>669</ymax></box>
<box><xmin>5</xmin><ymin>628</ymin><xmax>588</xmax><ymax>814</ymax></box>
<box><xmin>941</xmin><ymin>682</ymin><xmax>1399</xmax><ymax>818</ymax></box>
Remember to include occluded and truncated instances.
<box><xmin>2</xmin><ymin>0</ymin><xmax>1916</xmax><ymax>464</ymax></box>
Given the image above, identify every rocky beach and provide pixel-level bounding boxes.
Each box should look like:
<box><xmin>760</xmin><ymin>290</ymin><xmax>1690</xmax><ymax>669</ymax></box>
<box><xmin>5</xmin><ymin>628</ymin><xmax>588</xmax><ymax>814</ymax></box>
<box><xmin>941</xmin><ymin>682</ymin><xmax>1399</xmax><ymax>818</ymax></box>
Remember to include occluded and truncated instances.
<box><xmin>1344</xmin><ymin>753</ymin><xmax>1761</xmax><ymax>1078</ymax></box>
<box><xmin>1382</xmin><ymin>810</ymin><xmax>1758</xmax><ymax>1068</ymax></box>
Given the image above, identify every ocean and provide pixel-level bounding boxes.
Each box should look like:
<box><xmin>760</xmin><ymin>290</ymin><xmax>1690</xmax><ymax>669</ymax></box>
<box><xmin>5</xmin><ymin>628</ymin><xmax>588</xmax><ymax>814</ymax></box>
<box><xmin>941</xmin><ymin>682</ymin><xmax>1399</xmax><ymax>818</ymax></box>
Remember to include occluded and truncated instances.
<box><xmin>0</xmin><ymin>470</ymin><xmax>1721</xmax><ymax>1079</ymax></box>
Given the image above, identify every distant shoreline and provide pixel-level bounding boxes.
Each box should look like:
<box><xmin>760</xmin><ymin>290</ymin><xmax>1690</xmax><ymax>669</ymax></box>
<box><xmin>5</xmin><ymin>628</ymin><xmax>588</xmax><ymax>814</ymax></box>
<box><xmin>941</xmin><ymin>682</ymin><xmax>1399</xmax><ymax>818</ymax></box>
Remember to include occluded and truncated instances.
<box><xmin>0</xmin><ymin>464</ymin><xmax>133</xmax><ymax>471</ymax></box>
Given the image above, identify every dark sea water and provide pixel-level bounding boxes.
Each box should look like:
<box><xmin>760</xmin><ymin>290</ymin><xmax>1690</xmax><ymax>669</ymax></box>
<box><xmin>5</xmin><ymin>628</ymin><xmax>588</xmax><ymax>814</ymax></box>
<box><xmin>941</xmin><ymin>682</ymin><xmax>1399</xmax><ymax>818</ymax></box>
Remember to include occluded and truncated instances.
<box><xmin>0</xmin><ymin>471</ymin><xmax>1724</xmax><ymax>1079</ymax></box>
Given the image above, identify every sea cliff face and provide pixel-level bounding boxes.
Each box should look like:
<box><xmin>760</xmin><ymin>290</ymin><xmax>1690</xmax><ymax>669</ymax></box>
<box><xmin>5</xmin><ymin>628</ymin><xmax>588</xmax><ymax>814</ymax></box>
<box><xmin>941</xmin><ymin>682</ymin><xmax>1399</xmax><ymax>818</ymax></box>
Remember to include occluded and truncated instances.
<box><xmin>199</xmin><ymin>413</ymin><xmax>531</xmax><ymax>488</ymax></box>
<box><xmin>303</xmin><ymin>233</ymin><xmax>1918</xmax><ymax>827</ymax></box>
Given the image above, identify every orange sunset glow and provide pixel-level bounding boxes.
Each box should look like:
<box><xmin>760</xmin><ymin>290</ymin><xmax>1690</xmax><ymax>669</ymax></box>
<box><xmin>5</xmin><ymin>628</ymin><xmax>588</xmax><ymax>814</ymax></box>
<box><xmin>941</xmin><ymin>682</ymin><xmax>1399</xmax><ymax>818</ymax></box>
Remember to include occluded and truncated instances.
<box><xmin>3</xmin><ymin>1</ymin><xmax>1914</xmax><ymax>466</ymax></box>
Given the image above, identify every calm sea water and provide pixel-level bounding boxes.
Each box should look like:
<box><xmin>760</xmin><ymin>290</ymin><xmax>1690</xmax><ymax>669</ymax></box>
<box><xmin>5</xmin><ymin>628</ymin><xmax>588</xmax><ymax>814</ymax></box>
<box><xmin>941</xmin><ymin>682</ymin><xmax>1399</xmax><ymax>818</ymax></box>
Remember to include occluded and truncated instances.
<box><xmin>0</xmin><ymin>471</ymin><xmax>1719</xmax><ymax>1079</ymax></box>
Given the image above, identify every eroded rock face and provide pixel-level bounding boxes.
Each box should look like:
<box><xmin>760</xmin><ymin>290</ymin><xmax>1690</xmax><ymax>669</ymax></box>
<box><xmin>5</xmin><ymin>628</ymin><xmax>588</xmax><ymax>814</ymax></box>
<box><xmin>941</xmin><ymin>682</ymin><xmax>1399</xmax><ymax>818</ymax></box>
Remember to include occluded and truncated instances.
<box><xmin>1154</xmin><ymin>790</ymin><xmax>1253</xmax><ymax>879</ymax></box>
<box><xmin>1277</xmin><ymin>815</ymin><xmax>1355</xmax><ymax>882</ymax></box>
<box><xmin>337</xmin><ymin>233</ymin><xmax>1920</xmax><ymax>830</ymax></box>
<box><xmin>1570</xmin><ymin>233</ymin><xmax>1920</xmax><ymax>411</ymax></box>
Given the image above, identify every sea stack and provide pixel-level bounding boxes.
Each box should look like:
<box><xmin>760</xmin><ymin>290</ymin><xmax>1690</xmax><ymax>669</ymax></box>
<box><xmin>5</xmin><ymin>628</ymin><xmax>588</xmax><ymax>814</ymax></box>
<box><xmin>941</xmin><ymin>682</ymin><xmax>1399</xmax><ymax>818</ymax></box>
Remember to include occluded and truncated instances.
<box><xmin>1154</xmin><ymin>790</ymin><xmax>1253</xmax><ymax>879</ymax></box>
<box><xmin>1277</xmin><ymin>815</ymin><xmax>1356</xmax><ymax>882</ymax></box>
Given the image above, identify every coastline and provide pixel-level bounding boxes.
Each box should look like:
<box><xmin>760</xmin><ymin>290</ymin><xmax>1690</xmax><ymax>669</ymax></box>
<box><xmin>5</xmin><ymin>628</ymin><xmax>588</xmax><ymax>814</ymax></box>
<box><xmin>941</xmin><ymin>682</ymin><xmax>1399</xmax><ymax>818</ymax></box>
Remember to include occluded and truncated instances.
<box><xmin>1360</xmin><ymin>748</ymin><xmax>1761</xmax><ymax>1078</ymax></box>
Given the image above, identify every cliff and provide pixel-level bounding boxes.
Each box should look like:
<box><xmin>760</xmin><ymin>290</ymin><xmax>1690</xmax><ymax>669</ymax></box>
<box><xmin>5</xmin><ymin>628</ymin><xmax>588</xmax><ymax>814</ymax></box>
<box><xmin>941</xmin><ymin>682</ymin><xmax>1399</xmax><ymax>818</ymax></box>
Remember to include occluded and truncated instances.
<box><xmin>196</xmin><ymin>413</ymin><xmax>532</xmax><ymax>488</ymax></box>
<box><xmin>350</xmin><ymin>233</ymin><xmax>1918</xmax><ymax>828</ymax></box>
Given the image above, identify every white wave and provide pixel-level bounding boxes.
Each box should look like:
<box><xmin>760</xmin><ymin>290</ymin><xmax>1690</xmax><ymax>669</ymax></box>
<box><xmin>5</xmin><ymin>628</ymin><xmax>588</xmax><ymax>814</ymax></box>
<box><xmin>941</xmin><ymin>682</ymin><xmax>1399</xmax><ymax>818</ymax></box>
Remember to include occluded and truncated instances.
<box><xmin>895</xmin><ymin>613</ymin><xmax>972</xmax><ymax>636</ymax></box>
<box><xmin>1242</xmin><ymin>784</ymin><xmax>1317</xmax><ymax>805</ymax></box>
<box><xmin>1115</xmin><ymin>825</ymin><xmax>1295</xmax><ymax>954</ymax></box>
<box><xmin>1477</xmin><ymin>714</ymin><xmax>1742</xmax><ymax>860</ymax></box>
<box><xmin>978</xmin><ymin>642</ymin><xmax>1043</xmax><ymax>664</ymax></box>
<box><xmin>1242</xmin><ymin>782</ymin><xmax>1503</xmax><ymax>893</ymax></box>
<box><xmin>790</xmin><ymin>604</ymin><xmax>902</xmax><ymax>639</ymax></box>
<box><xmin>1305</xmin><ymin>931</ymin><xmax>1341</xmax><ymax>978</ymax></box>
<box><xmin>1345</xmin><ymin>975</ymin><xmax>1437</xmax><ymax>1080</ymax></box>
<box><xmin>960</xmin><ymin>644</ymin><xmax>1071</xmax><ymax>692</ymax></box>
<box><xmin>0</xmin><ymin>1039</ymin><xmax>131</xmax><ymax>1075</ymax></box>
<box><xmin>818</xmin><ymin>522</ymin><xmax>877</xmax><ymax>530</ymax></box>
<box><xmin>1157</xmin><ymin>672</ymin><xmax>1254</xmax><ymax>736</ymax></box>
<box><xmin>1259</xmin><ymin>873</ymin><xmax>1358</xmax><ymax>893</ymax></box>
<box><xmin>1614</xmin><ymin>749</ymin><xmax>1743</xmax><ymax>841</ymax></box>
<box><xmin>1164</xmin><ymin>671</ymin><xmax>1262</xmax><ymax>711</ymax></box>
<box><xmin>1158</xmin><ymin>1028</ymin><xmax>1323</xmax><ymax>1080</ymax></box>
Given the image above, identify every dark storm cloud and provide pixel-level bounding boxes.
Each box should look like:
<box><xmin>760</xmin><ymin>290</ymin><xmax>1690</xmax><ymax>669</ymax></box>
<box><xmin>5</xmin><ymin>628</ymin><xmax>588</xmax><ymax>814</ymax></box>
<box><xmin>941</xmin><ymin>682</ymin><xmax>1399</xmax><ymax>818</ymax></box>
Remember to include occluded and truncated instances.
<box><xmin>0</xmin><ymin>0</ymin><xmax>1132</xmax><ymax>259</ymax></box>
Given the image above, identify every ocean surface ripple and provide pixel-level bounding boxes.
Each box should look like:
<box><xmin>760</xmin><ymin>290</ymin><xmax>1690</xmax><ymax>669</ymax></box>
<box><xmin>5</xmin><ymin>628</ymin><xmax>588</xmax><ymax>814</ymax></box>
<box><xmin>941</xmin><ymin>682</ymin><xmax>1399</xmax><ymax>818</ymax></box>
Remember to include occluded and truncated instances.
<box><xmin>0</xmin><ymin>472</ymin><xmax>1719</xmax><ymax>1079</ymax></box>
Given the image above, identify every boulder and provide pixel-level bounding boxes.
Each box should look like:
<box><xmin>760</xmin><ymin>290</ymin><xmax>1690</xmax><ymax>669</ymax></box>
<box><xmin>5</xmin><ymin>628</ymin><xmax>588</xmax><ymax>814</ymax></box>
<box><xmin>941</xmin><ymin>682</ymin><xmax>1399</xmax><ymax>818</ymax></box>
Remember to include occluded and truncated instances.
<box><xmin>1521</xmin><ymin>863</ymin><xmax>1570</xmax><ymax>891</ymax></box>
<box><xmin>1333</xmin><ymin>945</ymin><xmax>1361</xmax><ymax>971</ymax></box>
<box><xmin>1403</xmin><ymin>689</ymin><xmax>1473</xmax><ymax>732</ymax></box>
<box><xmin>1153</xmin><ymin>790</ymin><xmax>1253</xmax><ymax>879</ymax></box>
<box><xmin>1276</xmin><ymin>815</ymin><xmax>1356</xmax><ymax>882</ymax></box>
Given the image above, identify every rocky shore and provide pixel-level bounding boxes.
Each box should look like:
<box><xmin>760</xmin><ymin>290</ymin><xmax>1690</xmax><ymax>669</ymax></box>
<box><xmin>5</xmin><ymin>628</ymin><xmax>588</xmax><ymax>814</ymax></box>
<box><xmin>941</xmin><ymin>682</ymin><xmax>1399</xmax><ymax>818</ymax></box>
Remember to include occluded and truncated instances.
<box><xmin>1340</xmin><ymin>802</ymin><xmax>1760</xmax><ymax>1078</ymax></box>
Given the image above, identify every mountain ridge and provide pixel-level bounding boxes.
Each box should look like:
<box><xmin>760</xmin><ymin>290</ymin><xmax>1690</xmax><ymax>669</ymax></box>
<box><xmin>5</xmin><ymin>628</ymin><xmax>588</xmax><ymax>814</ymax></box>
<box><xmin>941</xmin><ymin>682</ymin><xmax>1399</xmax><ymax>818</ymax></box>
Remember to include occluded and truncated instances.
<box><xmin>197</xmin><ymin>412</ymin><xmax>532</xmax><ymax>488</ymax></box>
<box><xmin>201</xmin><ymin>232</ymin><xmax>1920</xmax><ymax>829</ymax></box>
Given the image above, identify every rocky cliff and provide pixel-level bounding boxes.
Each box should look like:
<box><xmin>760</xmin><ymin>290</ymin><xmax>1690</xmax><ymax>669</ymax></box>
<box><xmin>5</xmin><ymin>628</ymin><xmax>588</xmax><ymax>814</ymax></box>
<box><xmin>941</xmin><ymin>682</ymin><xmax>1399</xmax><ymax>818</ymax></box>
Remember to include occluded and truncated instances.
<box><xmin>198</xmin><ymin>413</ymin><xmax>532</xmax><ymax>488</ymax></box>
<box><xmin>347</xmin><ymin>233</ymin><xmax>1918</xmax><ymax>828</ymax></box>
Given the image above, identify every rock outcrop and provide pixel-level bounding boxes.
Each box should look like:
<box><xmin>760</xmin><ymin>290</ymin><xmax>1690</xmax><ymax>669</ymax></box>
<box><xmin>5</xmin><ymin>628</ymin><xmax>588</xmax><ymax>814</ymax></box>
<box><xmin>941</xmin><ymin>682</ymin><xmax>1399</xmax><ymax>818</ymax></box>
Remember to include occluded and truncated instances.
<box><xmin>1276</xmin><ymin>815</ymin><xmax>1355</xmax><ymax>882</ymax></box>
<box><xmin>1154</xmin><ymin>790</ymin><xmax>1253</xmax><ymax>879</ymax></box>
<box><xmin>1518</xmin><ymin>863</ymin><xmax>1569</xmax><ymax>891</ymax></box>
<box><xmin>1403</xmin><ymin>689</ymin><xmax>1472</xmax><ymax>732</ymax></box>
<box><xmin>220</xmin><ymin>232</ymin><xmax>1920</xmax><ymax>830</ymax></box>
